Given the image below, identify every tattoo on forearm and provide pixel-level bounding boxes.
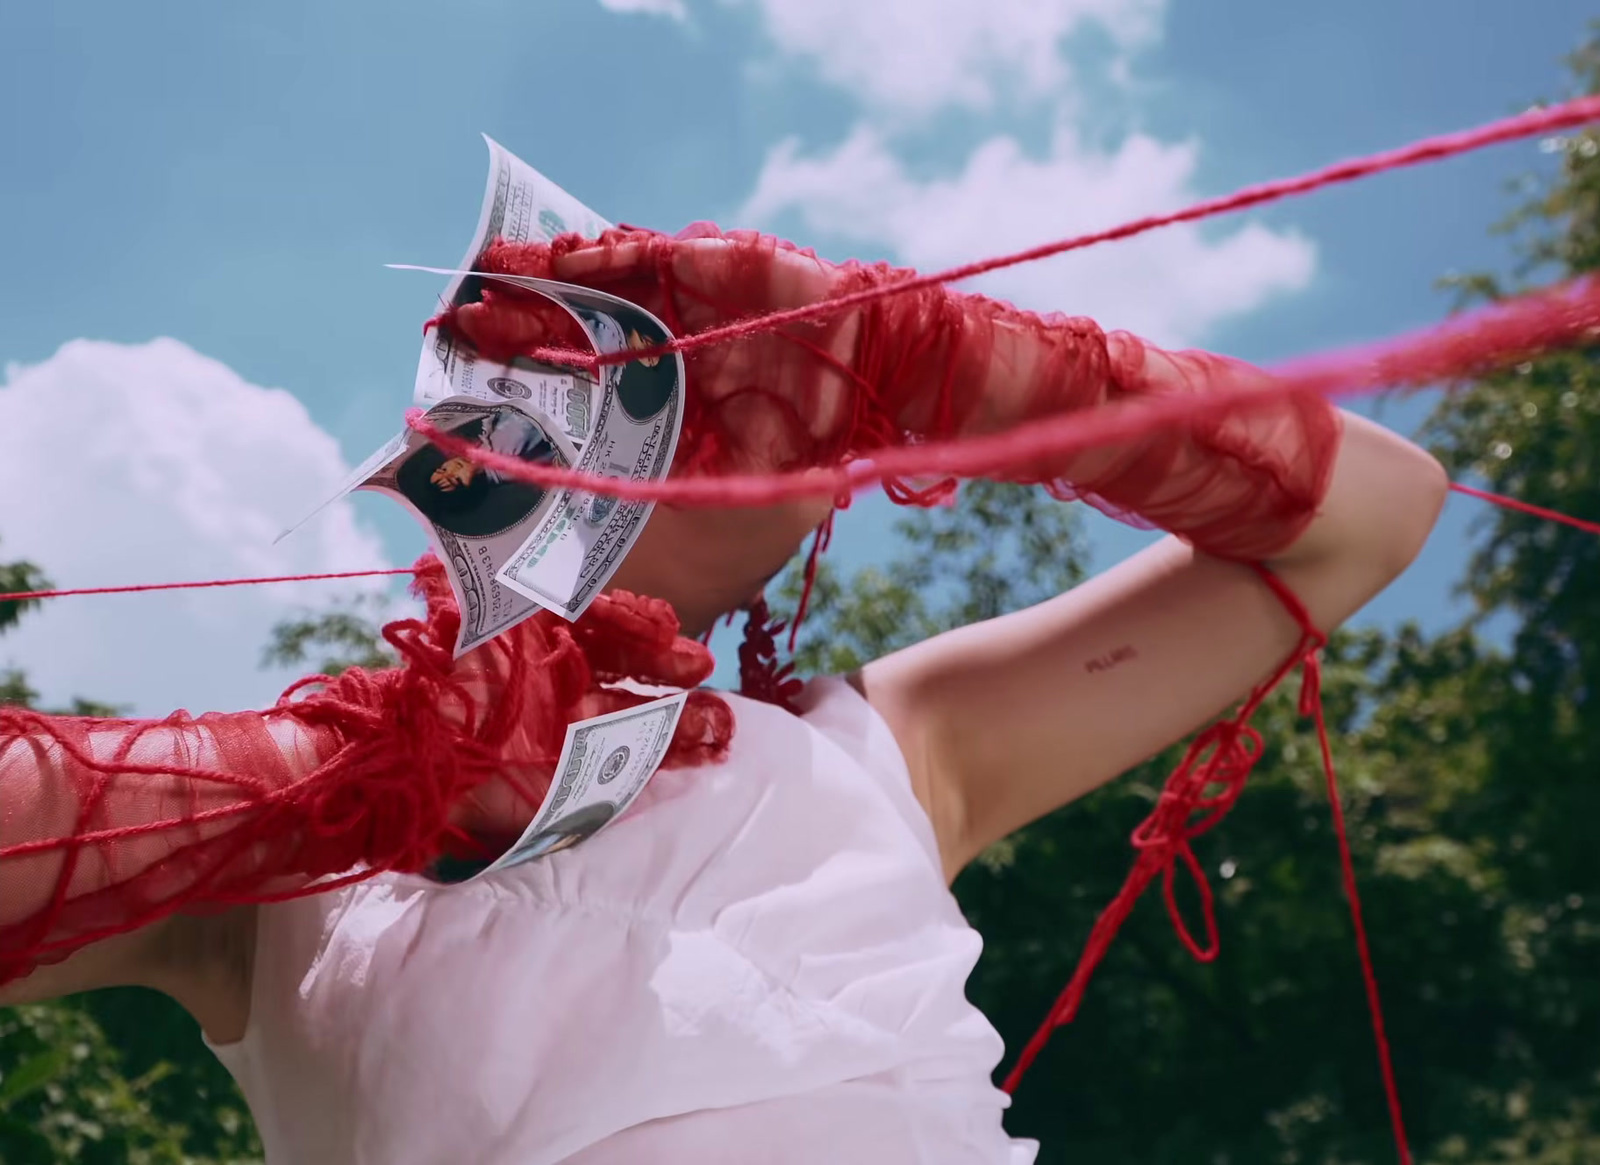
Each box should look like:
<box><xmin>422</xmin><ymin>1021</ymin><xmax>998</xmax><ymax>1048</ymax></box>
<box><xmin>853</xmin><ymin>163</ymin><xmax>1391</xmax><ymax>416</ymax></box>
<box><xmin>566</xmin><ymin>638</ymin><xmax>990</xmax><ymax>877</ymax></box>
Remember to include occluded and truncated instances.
<box><xmin>1084</xmin><ymin>645</ymin><xmax>1138</xmax><ymax>674</ymax></box>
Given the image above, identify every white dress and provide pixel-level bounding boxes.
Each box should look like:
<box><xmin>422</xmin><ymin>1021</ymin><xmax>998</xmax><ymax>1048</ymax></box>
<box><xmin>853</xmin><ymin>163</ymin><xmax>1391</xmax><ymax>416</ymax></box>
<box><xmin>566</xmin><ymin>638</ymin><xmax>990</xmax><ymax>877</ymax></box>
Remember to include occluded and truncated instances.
<box><xmin>207</xmin><ymin>678</ymin><xmax>1040</xmax><ymax>1164</ymax></box>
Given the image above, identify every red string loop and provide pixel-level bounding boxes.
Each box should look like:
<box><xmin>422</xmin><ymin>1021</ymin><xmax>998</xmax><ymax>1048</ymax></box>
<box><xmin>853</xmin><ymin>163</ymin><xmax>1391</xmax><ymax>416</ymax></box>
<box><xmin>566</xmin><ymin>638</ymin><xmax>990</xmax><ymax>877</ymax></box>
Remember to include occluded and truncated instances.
<box><xmin>1165</xmin><ymin>840</ymin><xmax>1219</xmax><ymax>963</ymax></box>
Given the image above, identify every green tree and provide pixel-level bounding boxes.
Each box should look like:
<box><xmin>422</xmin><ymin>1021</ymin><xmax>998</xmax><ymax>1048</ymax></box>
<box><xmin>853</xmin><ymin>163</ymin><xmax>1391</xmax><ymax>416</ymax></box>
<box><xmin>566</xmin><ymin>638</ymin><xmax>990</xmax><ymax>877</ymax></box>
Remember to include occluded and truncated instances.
<box><xmin>0</xmin><ymin>546</ymin><xmax>49</xmax><ymax>639</ymax></box>
<box><xmin>768</xmin><ymin>33</ymin><xmax>1600</xmax><ymax>1165</ymax></box>
<box><xmin>260</xmin><ymin>595</ymin><xmax>397</xmax><ymax>677</ymax></box>
<box><xmin>776</xmin><ymin>480</ymin><xmax>1090</xmax><ymax>675</ymax></box>
<box><xmin>1412</xmin><ymin>28</ymin><xmax>1600</xmax><ymax>1161</ymax></box>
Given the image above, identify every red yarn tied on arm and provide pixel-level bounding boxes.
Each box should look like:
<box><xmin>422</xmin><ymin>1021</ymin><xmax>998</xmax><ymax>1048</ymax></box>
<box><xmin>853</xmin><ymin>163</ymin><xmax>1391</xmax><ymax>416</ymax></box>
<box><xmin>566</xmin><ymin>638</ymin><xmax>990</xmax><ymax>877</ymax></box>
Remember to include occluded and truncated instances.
<box><xmin>0</xmin><ymin>556</ymin><xmax>731</xmax><ymax>985</ymax></box>
<box><xmin>439</xmin><ymin>226</ymin><xmax>1341</xmax><ymax>562</ymax></box>
<box><xmin>1000</xmin><ymin>566</ymin><xmax>1412</xmax><ymax>1165</ymax></box>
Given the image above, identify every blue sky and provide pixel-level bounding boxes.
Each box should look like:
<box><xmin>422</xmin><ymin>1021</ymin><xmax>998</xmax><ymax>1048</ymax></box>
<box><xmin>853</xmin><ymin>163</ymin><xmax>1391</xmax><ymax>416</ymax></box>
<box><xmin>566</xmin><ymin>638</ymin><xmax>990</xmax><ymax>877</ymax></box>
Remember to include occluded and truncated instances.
<box><xmin>0</xmin><ymin>1</ymin><xmax>1593</xmax><ymax>712</ymax></box>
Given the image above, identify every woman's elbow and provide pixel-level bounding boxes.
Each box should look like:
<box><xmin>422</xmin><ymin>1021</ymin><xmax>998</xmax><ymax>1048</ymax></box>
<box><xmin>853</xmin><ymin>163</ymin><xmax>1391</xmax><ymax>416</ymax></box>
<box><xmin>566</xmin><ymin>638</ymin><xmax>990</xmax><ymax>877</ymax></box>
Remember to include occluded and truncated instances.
<box><xmin>1373</xmin><ymin>441</ymin><xmax>1450</xmax><ymax>580</ymax></box>
<box><xmin>1269</xmin><ymin>416</ymin><xmax>1450</xmax><ymax>618</ymax></box>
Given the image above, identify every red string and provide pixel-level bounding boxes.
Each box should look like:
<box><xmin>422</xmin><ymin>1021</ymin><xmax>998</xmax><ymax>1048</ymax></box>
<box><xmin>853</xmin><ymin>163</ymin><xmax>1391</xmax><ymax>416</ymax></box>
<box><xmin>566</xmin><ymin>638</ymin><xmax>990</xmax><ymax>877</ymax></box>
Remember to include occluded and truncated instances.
<box><xmin>0</xmin><ymin>482</ymin><xmax>1592</xmax><ymax>606</ymax></box>
<box><xmin>412</xmin><ymin>273</ymin><xmax>1600</xmax><ymax>507</ymax></box>
<box><xmin>514</xmin><ymin>96</ymin><xmax>1600</xmax><ymax>375</ymax></box>
<box><xmin>790</xmin><ymin>508</ymin><xmax>836</xmax><ymax>652</ymax></box>
<box><xmin>1002</xmin><ymin>566</ymin><xmax>1413</xmax><ymax>1165</ymax></box>
<box><xmin>1258</xmin><ymin>569</ymin><xmax>1412</xmax><ymax>1165</ymax></box>
<box><xmin>1450</xmin><ymin>482</ymin><xmax>1600</xmax><ymax>535</ymax></box>
<box><xmin>1303</xmin><ymin>644</ymin><xmax>1413</xmax><ymax>1164</ymax></box>
<box><xmin>0</xmin><ymin>568</ymin><xmax>414</xmax><ymax>604</ymax></box>
<box><xmin>5</xmin><ymin>108</ymin><xmax>1593</xmax><ymax>607</ymax></box>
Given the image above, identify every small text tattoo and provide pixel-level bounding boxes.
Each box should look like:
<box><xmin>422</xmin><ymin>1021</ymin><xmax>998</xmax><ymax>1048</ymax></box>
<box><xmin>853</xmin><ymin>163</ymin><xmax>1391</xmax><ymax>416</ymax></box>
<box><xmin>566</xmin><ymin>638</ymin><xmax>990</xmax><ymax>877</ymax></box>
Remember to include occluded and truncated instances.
<box><xmin>1084</xmin><ymin>645</ymin><xmax>1138</xmax><ymax>674</ymax></box>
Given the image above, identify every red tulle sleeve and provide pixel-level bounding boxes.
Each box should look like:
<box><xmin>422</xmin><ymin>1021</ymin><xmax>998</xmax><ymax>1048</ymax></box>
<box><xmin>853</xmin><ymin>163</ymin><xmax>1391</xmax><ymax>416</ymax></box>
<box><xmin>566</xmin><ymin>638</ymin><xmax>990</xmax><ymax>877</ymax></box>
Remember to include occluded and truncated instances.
<box><xmin>443</xmin><ymin>226</ymin><xmax>1341</xmax><ymax>561</ymax></box>
<box><xmin>0</xmin><ymin>557</ymin><xmax>730</xmax><ymax>985</ymax></box>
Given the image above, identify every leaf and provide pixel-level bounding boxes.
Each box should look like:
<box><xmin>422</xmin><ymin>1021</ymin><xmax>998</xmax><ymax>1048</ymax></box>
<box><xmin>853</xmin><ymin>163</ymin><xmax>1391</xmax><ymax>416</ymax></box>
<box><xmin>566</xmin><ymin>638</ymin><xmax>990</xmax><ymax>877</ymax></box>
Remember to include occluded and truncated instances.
<box><xmin>0</xmin><ymin>1046</ymin><xmax>72</xmax><ymax>1109</ymax></box>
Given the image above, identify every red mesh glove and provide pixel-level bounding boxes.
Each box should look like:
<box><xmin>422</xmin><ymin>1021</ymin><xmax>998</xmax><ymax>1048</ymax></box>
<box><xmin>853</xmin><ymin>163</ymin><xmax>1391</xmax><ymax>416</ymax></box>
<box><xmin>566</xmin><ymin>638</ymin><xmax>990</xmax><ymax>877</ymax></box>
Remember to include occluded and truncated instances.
<box><xmin>0</xmin><ymin>557</ymin><xmax>730</xmax><ymax>985</ymax></box>
<box><xmin>440</xmin><ymin>225</ymin><xmax>1342</xmax><ymax>561</ymax></box>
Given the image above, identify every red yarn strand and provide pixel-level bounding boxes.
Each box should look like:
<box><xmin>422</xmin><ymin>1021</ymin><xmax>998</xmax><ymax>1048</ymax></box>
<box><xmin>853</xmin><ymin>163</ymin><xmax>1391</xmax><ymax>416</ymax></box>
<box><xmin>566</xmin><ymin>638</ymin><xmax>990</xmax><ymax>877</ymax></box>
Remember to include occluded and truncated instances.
<box><xmin>1450</xmin><ymin>482</ymin><xmax>1600</xmax><ymax>535</ymax></box>
<box><xmin>412</xmin><ymin>274</ymin><xmax>1600</xmax><ymax>507</ymax></box>
<box><xmin>0</xmin><ymin>569</ymin><xmax>413</xmax><ymax>604</ymax></box>
<box><xmin>1307</xmin><ymin>649</ymin><xmax>1413</xmax><ymax>1165</ymax></box>
<box><xmin>514</xmin><ymin>96</ymin><xmax>1600</xmax><ymax>376</ymax></box>
<box><xmin>1</xmin><ymin>481</ymin><xmax>1594</xmax><ymax>610</ymax></box>
<box><xmin>1259</xmin><ymin>567</ymin><xmax>1412</xmax><ymax>1165</ymax></box>
<box><xmin>1001</xmin><ymin>566</ymin><xmax>1413</xmax><ymax>1165</ymax></box>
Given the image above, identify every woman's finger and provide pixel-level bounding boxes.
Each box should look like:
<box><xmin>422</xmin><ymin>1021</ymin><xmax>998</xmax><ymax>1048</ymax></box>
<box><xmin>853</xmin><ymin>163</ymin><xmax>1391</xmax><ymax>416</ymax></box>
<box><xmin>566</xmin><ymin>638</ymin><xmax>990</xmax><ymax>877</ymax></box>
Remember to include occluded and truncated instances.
<box><xmin>550</xmin><ymin>240</ymin><xmax>651</xmax><ymax>281</ymax></box>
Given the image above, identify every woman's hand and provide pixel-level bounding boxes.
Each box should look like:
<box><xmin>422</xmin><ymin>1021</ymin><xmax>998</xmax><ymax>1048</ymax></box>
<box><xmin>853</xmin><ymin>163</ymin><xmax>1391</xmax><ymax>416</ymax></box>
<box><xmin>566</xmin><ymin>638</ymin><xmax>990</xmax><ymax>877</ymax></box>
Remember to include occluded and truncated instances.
<box><xmin>450</xmin><ymin>230</ymin><xmax>850</xmax><ymax>633</ymax></box>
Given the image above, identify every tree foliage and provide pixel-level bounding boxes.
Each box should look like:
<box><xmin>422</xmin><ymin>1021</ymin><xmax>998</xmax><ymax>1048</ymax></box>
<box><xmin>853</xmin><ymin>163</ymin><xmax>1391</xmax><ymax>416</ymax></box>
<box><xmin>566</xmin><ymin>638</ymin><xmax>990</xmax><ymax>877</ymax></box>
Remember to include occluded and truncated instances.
<box><xmin>776</xmin><ymin>34</ymin><xmax>1600</xmax><ymax>1162</ymax></box>
<box><xmin>260</xmin><ymin>595</ymin><xmax>397</xmax><ymax>677</ymax></box>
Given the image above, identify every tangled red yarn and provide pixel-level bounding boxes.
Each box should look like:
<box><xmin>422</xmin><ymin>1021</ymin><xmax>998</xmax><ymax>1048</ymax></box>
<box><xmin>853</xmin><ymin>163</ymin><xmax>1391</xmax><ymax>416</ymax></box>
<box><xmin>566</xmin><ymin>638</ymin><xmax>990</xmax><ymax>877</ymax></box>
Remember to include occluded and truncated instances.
<box><xmin>440</xmin><ymin>225</ymin><xmax>1341</xmax><ymax>564</ymax></box>
<box><xmin>0</xmin><ymin>557</ymin><xmax>730</xmax><ymax>984</ymax></box>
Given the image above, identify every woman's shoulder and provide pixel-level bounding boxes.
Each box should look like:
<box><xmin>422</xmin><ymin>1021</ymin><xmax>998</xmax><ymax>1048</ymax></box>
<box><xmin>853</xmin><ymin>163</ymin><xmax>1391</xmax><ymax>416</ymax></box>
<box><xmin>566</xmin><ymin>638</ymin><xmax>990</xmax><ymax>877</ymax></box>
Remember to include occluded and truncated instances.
<box><xmin>732</xmin><ymin>675</ymin><xmax>916</xmax><ymax>792</ymax></box>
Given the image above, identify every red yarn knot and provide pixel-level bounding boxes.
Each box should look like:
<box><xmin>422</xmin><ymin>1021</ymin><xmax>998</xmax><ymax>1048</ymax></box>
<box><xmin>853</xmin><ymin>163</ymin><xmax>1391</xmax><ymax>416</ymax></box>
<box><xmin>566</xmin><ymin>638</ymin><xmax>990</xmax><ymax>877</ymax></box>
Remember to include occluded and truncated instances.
<box><xmin>1002</xmin><ymin>565</ymin><xmax>1410</xmax><ymax>1165</ymax></box>
<box><xmin>1128</xmin><ymin>713</ymin><xmax>1265</xmax><ymax>963</ymax></box>
<box><xmin>1003</xmin><ymin>568</ymin><xmax>1328</xmax><ymax>1088</ymax></box>
<box><xmin>1298</xmin><ymin>646</ymin><xmax>1325</xmax><ymax>717</ymax></box>
<box><xmin>0</xmin><ymin>552</ymin><xmax>739</xmax><ymax>989</ymax></box>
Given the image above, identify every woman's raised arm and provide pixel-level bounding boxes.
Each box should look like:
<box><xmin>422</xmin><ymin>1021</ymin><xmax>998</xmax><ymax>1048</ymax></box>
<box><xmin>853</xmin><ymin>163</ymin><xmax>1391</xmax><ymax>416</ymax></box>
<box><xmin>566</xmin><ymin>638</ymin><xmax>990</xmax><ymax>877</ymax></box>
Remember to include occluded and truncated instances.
<box><xmin>856</xmin><ymin>410</ymin><xmax>1447</xmax><ymax>880</ymax></box>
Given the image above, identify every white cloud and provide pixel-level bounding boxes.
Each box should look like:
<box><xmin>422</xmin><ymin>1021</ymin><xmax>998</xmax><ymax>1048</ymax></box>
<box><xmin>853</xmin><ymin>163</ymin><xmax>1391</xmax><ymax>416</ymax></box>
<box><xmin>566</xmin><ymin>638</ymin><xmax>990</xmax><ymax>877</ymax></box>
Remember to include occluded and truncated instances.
<box><xmin>739</xmin><ymin>123</ymin><xmax>1315</xmax><ymax>347</ymax></box>
<box><xmin>730</xmin><ymin>0</ymin><xmax>1162</xmax><ymax>114</ymax></box>
<box><xmin>598</xmin><ymin>0</ymin><xmax>687</xmax><ymax>19</ymax></box>
<box><xmin>0</xmin><ymin>339</ymin><xmax>397</xmax><ymax>717</ymax></box>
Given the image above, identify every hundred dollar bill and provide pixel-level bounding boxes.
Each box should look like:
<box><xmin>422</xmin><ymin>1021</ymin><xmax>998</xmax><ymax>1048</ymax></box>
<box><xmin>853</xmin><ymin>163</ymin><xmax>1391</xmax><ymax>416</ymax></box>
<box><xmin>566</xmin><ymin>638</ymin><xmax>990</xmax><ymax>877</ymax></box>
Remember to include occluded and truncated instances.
<box><xmin>399</xmin><ymin>136</ymin><xmax>683</xmax><ymax>622</ymax></box>
<box><xmin>287</xmin><ymin>141</ymin><xmax>678</xmax><ymax>643</ymax></box>
<box><xmin>474</xmin><ymin>275</ymin><xmax>684</xmax><ymax>621</ymax></box>
<box><xmin>413</xmin><ymin>135</ymin><xmax>613</xmax><ymax>432</ymax></box>
<box><xmin>396</xmin><ymin>267</ymin><xmax>686</xmax><ymax>621</ymax></box>
<box><xmin>287</xmin><ymin>274</ymin><xmax>683</xmax><ymax>640</ymax></box>
<box><xmin>469</xmin><ymin>692</ymin><xmax>688</xmax><ymax>879</ymax></box>
<box><xmin>348</xmin><ymin>394</ymin><xmax>580</xmax><ymax>656</ymax></box>
<box><xmin>280</xmin><ymin>135</ymin><xmax>612</xmax><ymax>551</ymax></box>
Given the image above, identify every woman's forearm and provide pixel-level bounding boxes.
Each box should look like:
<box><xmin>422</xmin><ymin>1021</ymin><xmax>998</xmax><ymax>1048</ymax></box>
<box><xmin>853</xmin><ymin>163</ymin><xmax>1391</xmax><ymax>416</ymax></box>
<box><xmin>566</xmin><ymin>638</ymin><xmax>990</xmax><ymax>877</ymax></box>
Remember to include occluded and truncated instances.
<box><xmin>961</xmin><ymin>314</ymin><xmax>1344</xmax><ymax>561</ymax></box>
<box><xmin>0</xmin><ymin>710</ymin><xmax>336</xmax><ymax>981</ymax></box>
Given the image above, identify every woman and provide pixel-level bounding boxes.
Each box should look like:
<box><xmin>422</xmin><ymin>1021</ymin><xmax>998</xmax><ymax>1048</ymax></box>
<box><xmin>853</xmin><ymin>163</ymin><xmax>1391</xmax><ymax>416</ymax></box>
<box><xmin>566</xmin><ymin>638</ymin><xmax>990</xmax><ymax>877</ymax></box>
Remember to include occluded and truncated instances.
<box><xmin>0</xmin><ymin>227</ymin><xmax>1448</xmax><ymax>1163</ymax></box>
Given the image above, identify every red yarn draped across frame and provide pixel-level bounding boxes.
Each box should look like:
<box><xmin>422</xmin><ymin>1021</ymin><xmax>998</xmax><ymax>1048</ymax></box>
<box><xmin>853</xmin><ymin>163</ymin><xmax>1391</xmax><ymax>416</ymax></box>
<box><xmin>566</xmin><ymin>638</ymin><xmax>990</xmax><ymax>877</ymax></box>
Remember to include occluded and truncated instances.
<box><xmin>0</xmin><ymin>558</ymin><xmax>731</xmax><ymax>984</ymax></box>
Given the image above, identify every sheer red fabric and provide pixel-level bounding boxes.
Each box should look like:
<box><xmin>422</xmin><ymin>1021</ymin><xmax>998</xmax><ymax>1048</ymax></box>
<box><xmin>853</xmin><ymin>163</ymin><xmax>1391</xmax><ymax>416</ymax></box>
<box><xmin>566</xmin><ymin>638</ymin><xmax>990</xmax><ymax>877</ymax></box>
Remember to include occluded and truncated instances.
<box><xmin>440</xmin><ymin>225</ymin><xmax>1342</xmax><ymax>561</ymax></box>
<box><xmin>0</xmin><ymin>557</ymin><xmax>730</xmax><ymax>984</ymax></box>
